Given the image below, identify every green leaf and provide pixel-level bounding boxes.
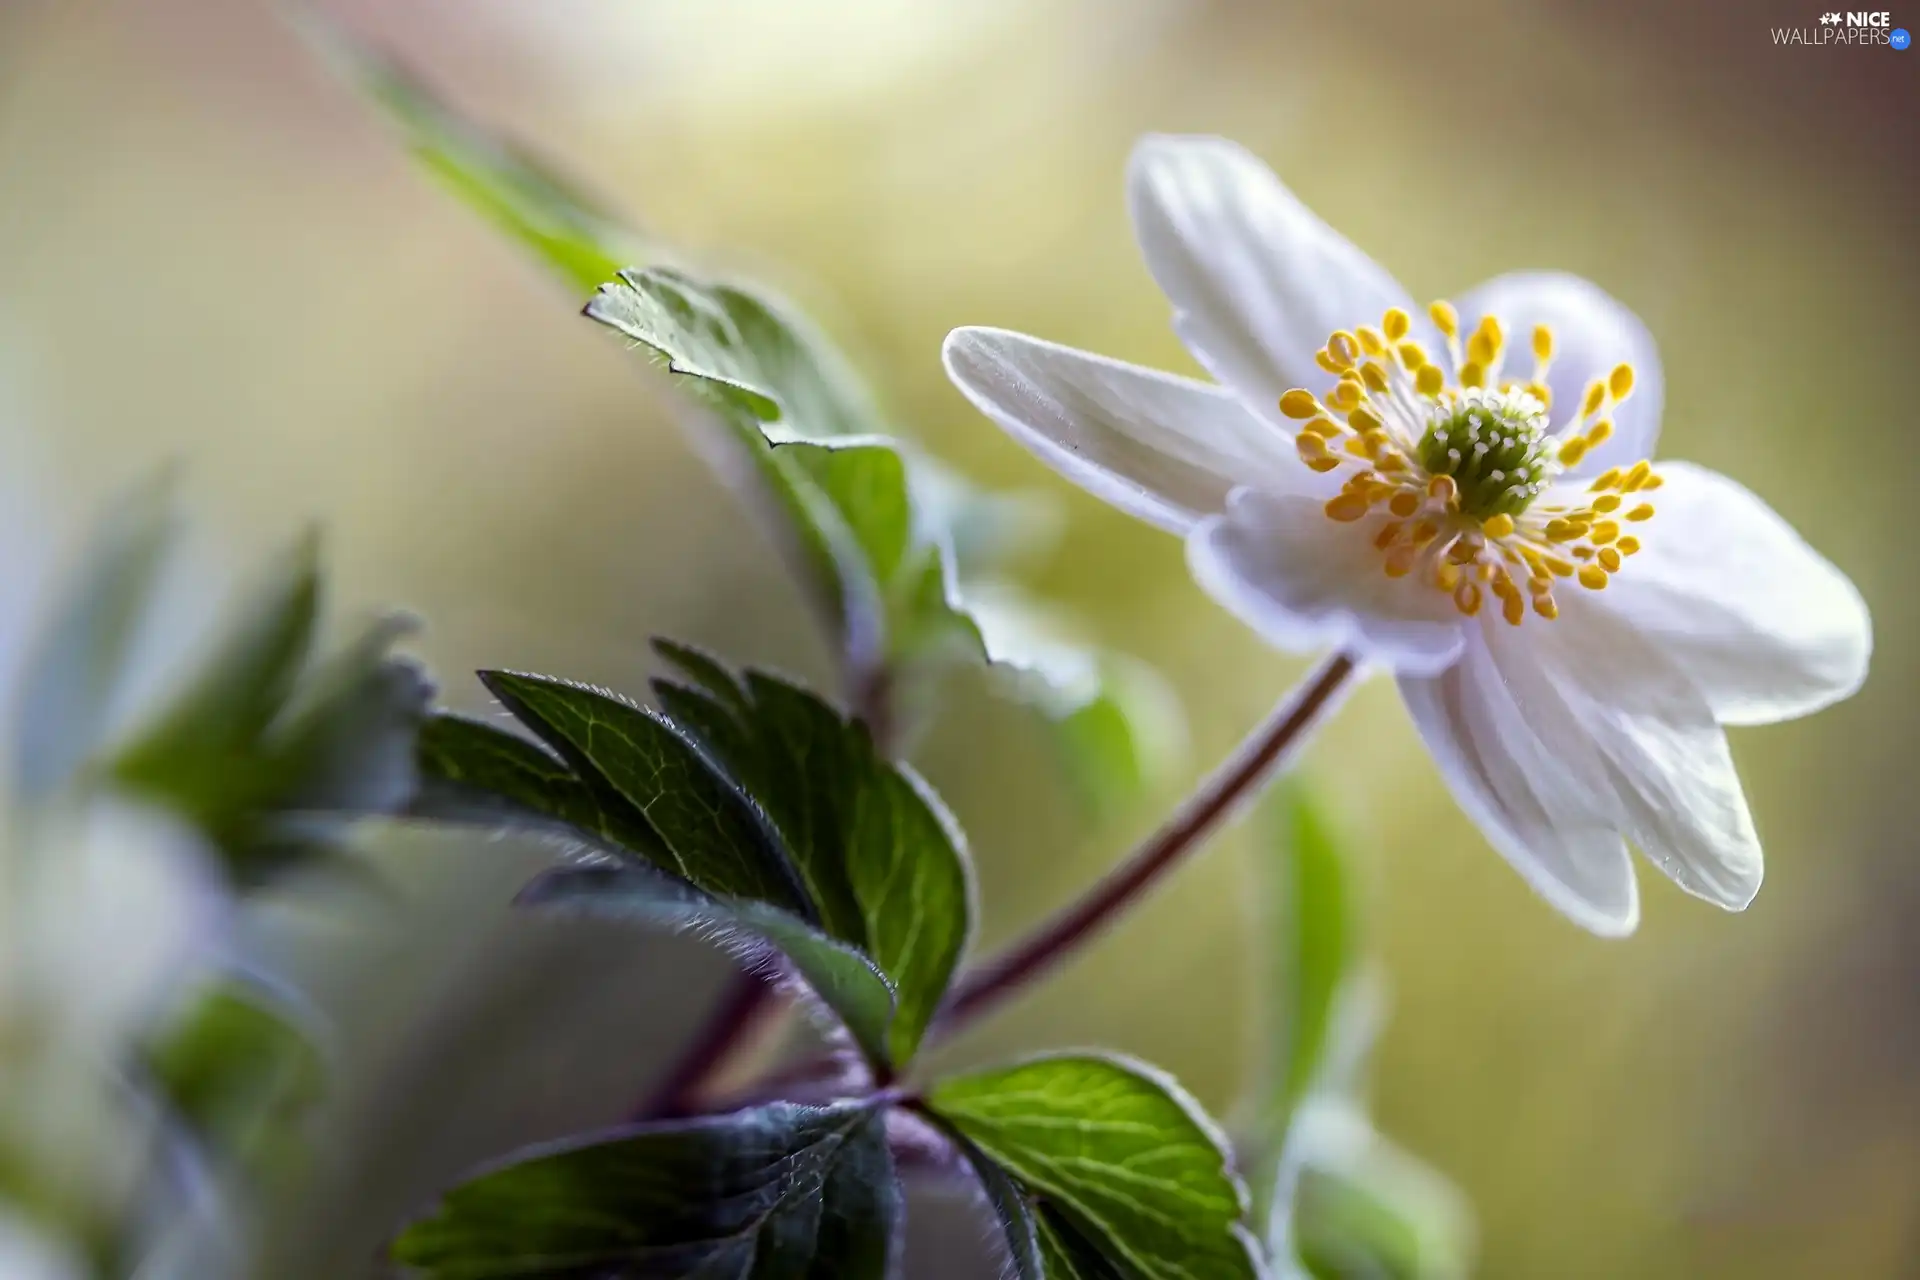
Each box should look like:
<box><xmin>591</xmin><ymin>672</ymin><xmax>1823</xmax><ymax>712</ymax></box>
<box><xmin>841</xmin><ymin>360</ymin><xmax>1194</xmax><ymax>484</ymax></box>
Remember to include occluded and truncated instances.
<box><xmin>519</xmin><ymin>863</ymin><xmax>897</xmax><ymax>1066</ymax></box>
<box><xmin>105</xmin><ymin>535</ymin><xmax>431</xmax><ymax>883</ymax></box>
<box><xmin>392</xmin><ymin>1100</ymin><xmax>899</xmax><ymax>1279</ymax></box>
<box><xmin>1242</xmin><ymin>782</ymin><xmax>1363</xmax><ymax>1239</ymax></box>
<box><xmin>269</xmin><ymin>613</ymin><xmax>434</xmax><ymax>815</ymax></box>
<box><xmin>584</xmin><ymin>265</ymin><xmax>880</xmax><ymax>439</ymax></box>
<box><xmin>421</xmin><ymin>655</ymin><xmax>969</xmax><ymax>1071</ymax></box>
<box><xmin>313</xmin><ymin>28</ymin><xmax>638</xmax><ymax>296</ymax></box>
<box><xmin>113</xmin><ymin>533</ymin><xmax>319</xmax><ymax>819</ymax></box>
<box><xmin>144</xmin><ymin>980</ymin><xmax>325</xmax><ymax>1178</ymax></box>
<box><xmin>11</xmin><ymin>472</ymin><xmax>177</xmax><ymax>799</ymax></box>
<box><xmin>942</xmin><ymin>1129</ymin><xmax>1045</xmax><ymax>1280</ymax></box>
<box><xmin>412</xmin><ymin>712</ymin><xmax>651</xmax><ymax>850</ymax></box>
<box><xmin>586</xmin><ymin>267</ymin><xmax>971</xmax><ymax>702</ymax></box>
<box><xmin>1036</xmin><ymin>1207</ymin><xmax>1131</xmax><ymax>1280</ymax></box>
<box><xmin>585</xmin><ymin>266</ymin><xmax>1180</xmax><ymax>791</ymax></box>
<box><xmin>1286</xmin><ymin>1124</ymin><xmax>1473</xmax><ymax>1280</ymax></box>
<box><xmin>928</xmin><ymin>1055</ymin><xmax>1261</xmax><ymax>1280</ymax></box>
<box><xmin>478</xmin><ymin>670</ymin><xmax>814</xmax><ymax>917</ymax></box>
<box><xmin>939</xmin><ymin>1120</ymin><xmax>1124</xmax><ymax>1280</ymax></box>
<box><xmin>908</xmin><ymin>456</ymin><xmax>1060</xmax><ymax>581</ymax></box>
<box><xmin>648</xmin><ymin>655</ymin><xmax>972</xmax><ymax>1067</ymax></box>
<box><xmin>968</xmin><ymin>586</ymin><xmax>1186</xmax><ymax>818</ymax></box>
<box><xmin>651</xmin><ymin>637</ymin><xmax>752</xmax><ymax>716</ymax></box>
<box><xmin>1261</xmin><ymin>782</ymin><xmax>1359</xmax><ymax>1136</ymax></box>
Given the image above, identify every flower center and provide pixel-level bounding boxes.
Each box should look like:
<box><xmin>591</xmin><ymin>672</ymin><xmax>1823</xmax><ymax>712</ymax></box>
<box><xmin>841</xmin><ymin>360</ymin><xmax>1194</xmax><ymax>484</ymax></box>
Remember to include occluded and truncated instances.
<box><xmin>1276</xmin><ymin>303</ymin><xmax>1662</xmax><ymax>626</ymax></box>
<box><xmin>1414</xmin><ymin>389</ymin><xmax>1552</xmax><ymax>519</ymax></box>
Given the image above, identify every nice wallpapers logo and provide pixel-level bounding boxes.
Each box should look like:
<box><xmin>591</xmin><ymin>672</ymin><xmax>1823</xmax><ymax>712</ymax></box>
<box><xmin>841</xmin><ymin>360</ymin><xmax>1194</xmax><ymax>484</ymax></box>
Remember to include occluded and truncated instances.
<box><xmin>1773</xmin><ymin>10</ymin><xmax>1912</xmax><ymax>46</ymax></box>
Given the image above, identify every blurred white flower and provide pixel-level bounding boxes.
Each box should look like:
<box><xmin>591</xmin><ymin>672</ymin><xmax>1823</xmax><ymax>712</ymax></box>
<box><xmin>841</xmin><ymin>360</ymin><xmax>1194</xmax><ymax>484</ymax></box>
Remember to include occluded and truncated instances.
<box><xmin>0</xmin><ymin>1206</ymin><xmax>87</xmax><ymax>1280</ymax></box>
<box><xmin>0</xmin><ymin>800</ymin><xmax>223</xmax><ymax>1262</ymax></box>
<box><xmin>944</xmin><ymin>134</ymin><xmax>1871</xmax><ymax>935</ymax></box>
<box><xmin>0</xmin><ymin>390</ymin><xmax>224</xmax><ymax>1264</ymax></box>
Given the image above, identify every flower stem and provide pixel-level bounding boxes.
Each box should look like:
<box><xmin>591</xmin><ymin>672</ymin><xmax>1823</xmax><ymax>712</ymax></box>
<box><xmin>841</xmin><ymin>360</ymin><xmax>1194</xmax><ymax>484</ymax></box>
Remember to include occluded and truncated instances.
<box><xmin>936</xmin><ymin>649</ymin><xmax>1360</xmax><ymax>1032</ymax></box>
<box><xmin>631</xmin><ymin>970</ymin><xmax>775</xmax><ymax>1119</ymax></box>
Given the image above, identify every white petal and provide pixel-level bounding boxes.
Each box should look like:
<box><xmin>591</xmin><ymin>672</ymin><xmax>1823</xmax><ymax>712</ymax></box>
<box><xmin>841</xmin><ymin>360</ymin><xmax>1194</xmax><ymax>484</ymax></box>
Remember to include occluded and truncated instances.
<box><xmin>942</xmin><ymin>326</ymin><xmax>1298</xmax><ymax>535</ymax></box>
<box><xmin>1497</xmin><ymin>598</ymin><xmax>1766</xmax><ymax>909</ymax></box>
<box><xmin>1399</xmin><ymin>640</ymin><xmax>1640</xmax><ymax>936</ymax></box>
<box><xmin>1485</xmin><ymin>595</ymin><xmax>1763</xmax><ymax>912</ymax></box>
<box><xmin>1127</xmin><ymin>135</ymin><xmax>1418</xmax><ymax>420</ymax></box>
<box><xmin>1186</xmin><ymin>490</ymin><xmax>1465</xmax><ymax>675</ymax></box>
<box><xmin>1596</xmin><ymin>462</ymin><xmax>1871</xmax><ymax>726</ymax></box>
<box><xmin>1451</xmin><ymin>272</ymin><xmax>1662</xmax><ymax>477</ymax></box>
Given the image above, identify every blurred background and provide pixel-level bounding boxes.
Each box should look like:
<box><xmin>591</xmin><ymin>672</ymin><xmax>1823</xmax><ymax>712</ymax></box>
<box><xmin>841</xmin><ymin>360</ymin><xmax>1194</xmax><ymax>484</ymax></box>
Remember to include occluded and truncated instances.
<box><xmin>1</xmin><ymin>0</ymin><xmax>1914</xmax><ymax>1275</ymax></box>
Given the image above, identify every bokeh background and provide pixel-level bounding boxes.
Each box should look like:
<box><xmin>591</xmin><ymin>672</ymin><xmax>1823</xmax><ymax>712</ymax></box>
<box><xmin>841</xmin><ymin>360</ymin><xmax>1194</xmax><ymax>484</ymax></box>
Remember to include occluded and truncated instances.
<box><xmin>1</xmin><ymin>0</ymin><xmax>1915</xmax><ymax>1275</ymax></box>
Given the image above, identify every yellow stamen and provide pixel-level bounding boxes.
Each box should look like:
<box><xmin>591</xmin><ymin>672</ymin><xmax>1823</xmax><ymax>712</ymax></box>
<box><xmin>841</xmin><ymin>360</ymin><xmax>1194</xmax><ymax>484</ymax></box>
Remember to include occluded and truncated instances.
<box><xmin>1415</xmin><ymin>364</ymin><xmax>1444</xmax><ymax>396</ymax></box>
<box><xmin>1467</xmin><ymin>330</ymin><xmax>1496</xmax><ymax>369</ymax></box>
<box><xmin>1531</xmin><ymin>324</ymin><xmax>1553</xmax><ymax>362</ymax></box>
<box><xmin>1577</xmin><ymin>564</ymin><xmax>1609</xmax><ymax>590</ymax></box>
<box><xmin>1280</xmin><ymin>389</ymin><xmax>1320</xmax><ymax>419</ymax></box>
<box><xmin>1482</xmin><ymin>513</ymin><xmax>1516</xmax><ymax>539</ymax></box>
<box><xmin>1382</xmin><ymin>308</ymin><xmax>1410</xmax><ymax>341</ymax></box>
<box><xmin>1325</xmin><ymin>493</ymin><xmax>1371</xmax><ymax>522</ymax></box>
<box><xmin>1608</xmin><ymin>363</ymin><xmax>1635</xmax><ymax>401</ymax></box>
<box><xmin>1626</xmin><ymin>503</ymin><xmax>1655</xmax><ymax>522</ymax></box>
<box><xmin>1388</xmin><ymin>491</ymin><xmax>1420</xmax><ymax>518</ymax></box>
<box><xmin>1429</xmin><ymin>300</ymin><xmax>1458</xmax><ymax>339</ymax></box>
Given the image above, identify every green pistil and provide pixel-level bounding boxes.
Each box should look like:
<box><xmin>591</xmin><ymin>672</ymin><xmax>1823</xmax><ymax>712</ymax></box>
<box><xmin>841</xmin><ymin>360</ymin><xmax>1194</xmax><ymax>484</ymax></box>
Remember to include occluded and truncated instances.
<box><xmin>1416</xmin><ymin>397</ymin><xmax>1552</xmax><ymax>518</ymax></box>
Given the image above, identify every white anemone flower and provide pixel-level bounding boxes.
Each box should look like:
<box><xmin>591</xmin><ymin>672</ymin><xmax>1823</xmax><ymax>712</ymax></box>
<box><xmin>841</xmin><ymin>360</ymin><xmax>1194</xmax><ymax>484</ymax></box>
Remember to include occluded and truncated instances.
<box><xmin>943</xmin><ymin>135</ymin><xmax>1871</xmax><ymax>935</ymax></box>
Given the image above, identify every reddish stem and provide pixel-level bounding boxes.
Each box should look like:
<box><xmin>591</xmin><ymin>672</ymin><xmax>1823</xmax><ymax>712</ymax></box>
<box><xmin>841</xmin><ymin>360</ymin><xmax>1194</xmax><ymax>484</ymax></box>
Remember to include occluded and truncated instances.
<box><xmin>632</xmin><ymin>971</ymin><xmax>775</xmax><ymax>1119</ymax></box>
<box><xmin>937</xmin><ymin>650</ymin><xmax>1360</xmax><ymax>1029</ymax></box>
